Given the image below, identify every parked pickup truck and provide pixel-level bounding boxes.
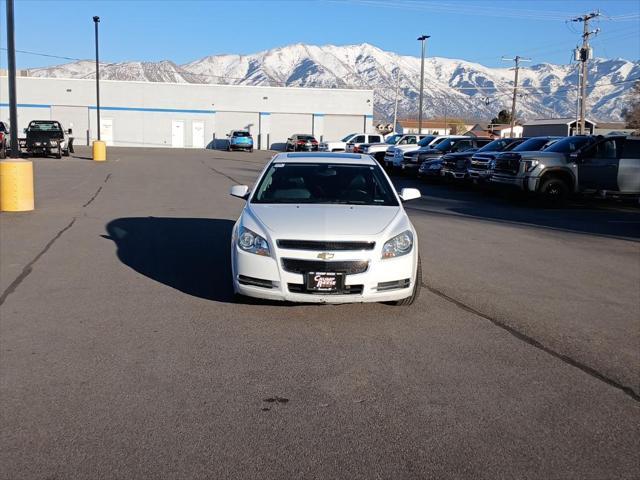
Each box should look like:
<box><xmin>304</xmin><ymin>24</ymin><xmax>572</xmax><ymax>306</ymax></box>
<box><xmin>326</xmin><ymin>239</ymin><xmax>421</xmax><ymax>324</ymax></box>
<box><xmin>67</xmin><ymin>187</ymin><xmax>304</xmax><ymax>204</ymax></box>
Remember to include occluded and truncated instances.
<box><xmin>0</xmin><ymin>121</ymin><xmax>9</xmax><ymax>159</ymax></box>
<box><xmin>490</xmin><ymin>135</ymin><xmax>640</xmax><ymax>205</ymax></box>
<box><xmin>384</xmin><ymin>134</ymin><xmax>443</xmax><ymax>169</ymax></box>
<box><xmin>319</xmin><ymin>133</ymin><xmax>380</xmax><ymax>152</ymax></box>
<box><xmin>22</xmin><ymin>120</ymin><xmax>72</xmax><ymax>158</ymax></box>
<box><xmin>467</xmin><ymin>136</ymin><xmax>559</xmax><ymax>183</ymax></box>
<box><xmin>360</xmin><ymin>133</ymin><xmax>406</xmax><ymax>162</ymax></box>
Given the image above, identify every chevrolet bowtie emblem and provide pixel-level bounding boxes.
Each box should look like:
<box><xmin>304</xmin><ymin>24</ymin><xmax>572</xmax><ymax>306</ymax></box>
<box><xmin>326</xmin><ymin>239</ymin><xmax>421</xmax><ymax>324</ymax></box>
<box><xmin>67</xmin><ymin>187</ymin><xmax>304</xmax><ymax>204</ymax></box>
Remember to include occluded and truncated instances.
<box><xmin>317</xmin><ymin>252</ymin><xmax>335</xmax><ymax>260</ymax></box>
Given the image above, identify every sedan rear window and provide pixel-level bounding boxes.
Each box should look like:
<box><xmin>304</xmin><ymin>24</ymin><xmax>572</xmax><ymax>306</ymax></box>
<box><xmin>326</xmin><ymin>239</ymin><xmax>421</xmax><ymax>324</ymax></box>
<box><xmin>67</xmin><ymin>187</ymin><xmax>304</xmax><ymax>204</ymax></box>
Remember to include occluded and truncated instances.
<box><xmin>252</xmin><ymin>163</ymin><xmax>399</xmax><ymax>206</ymax></box>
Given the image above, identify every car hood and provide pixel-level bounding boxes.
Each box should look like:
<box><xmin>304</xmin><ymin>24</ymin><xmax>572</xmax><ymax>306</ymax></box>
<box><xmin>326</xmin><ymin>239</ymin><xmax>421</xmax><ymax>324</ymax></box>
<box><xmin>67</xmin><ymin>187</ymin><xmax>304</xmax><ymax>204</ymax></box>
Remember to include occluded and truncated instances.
<box><xmin>248</xmin><ymin>204</ymin><xmax>400</xmax><ymax>237</ymax></box>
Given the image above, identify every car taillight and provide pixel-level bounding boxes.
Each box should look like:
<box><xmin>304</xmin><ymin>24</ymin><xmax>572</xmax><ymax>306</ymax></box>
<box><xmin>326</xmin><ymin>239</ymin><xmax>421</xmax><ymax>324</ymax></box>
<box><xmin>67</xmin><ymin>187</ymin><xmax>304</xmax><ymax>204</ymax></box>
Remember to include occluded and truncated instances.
<box><xmin>297</xmin><ymin>140</ymin><xmax>306</xmax><ymax>145</ymax></box>
<box><xmin>353</xmin><ymin>146</ymin><xmax>361</xmax><ymax>153</ymax></box>
<box><xmin>311</xmin><ymin>140</ymin><xmax>318</xmax><ymax>144</ymax></box>
<box><xmin>0</xmin><ymin>132</ymin><xmax>4</xmax><ymax>141</ymax></box>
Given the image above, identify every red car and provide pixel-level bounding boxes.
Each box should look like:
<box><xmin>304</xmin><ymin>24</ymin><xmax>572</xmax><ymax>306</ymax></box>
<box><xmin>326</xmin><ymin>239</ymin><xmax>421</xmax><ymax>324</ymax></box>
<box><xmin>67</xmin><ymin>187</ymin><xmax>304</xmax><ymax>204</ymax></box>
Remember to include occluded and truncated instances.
<box><xmin>285</xmin><ymin>134</ymin><xmax>319</xmax><ymax>152</ymax></box>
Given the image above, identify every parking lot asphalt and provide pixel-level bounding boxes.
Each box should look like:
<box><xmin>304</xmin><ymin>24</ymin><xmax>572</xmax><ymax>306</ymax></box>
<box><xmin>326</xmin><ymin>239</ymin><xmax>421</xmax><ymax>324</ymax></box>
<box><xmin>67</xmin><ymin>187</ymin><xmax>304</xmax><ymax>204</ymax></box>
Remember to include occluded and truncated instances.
<box><xmin>1</xmin><ymin>147</ymin><xmax>639</xmax><ymax>479</ymax></box>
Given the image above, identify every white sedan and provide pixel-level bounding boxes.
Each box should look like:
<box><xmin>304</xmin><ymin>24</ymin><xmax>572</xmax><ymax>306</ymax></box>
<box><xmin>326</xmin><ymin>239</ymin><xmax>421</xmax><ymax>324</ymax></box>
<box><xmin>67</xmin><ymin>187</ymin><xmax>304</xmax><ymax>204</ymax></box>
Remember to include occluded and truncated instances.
<box><xmin>229</xmin><ymin>152</ymin><xmax>422</xmax><ymax>305</ymax></box>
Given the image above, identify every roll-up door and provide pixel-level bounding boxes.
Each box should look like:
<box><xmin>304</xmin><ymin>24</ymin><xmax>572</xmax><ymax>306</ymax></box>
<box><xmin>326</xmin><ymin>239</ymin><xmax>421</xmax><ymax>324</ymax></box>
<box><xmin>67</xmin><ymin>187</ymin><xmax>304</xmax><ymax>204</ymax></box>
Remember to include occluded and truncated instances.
<box><xmin>322</xmin><ymin>115</ymin><xmax>363</xmax><ymax>142</ymax></box>
<box><xmin>269</xmin><ymin>113</ymin><xmax>313</xmax><ymax>150</ymax></box>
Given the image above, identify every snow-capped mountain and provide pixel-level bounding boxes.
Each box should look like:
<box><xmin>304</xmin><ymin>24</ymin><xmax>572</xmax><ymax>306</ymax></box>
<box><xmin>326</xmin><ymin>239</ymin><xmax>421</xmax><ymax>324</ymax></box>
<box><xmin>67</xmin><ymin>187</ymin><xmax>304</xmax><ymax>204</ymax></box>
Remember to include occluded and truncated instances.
<box><xmin>25</xmin><ymin>43</ymin><xmax>639</xmax><ymax>121</ymax></box>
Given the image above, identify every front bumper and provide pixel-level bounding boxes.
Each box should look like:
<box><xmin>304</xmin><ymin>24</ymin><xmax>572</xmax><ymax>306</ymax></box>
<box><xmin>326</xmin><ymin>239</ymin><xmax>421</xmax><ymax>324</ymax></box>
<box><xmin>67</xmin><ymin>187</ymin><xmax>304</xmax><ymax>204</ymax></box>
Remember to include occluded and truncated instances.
<box><xmin>232</xmin><ymin>246</ymin><xmax>416</xmax><ymax>303</ymax></box>
<box><xmin>441</xmin><ymin>168</ymin><xmax>468</xmax><ymax>180</ymax></box>
<box><xmin>468</xmin><ymin>168</ymin><xmax>490</xmax><ymax>180</ymax></box>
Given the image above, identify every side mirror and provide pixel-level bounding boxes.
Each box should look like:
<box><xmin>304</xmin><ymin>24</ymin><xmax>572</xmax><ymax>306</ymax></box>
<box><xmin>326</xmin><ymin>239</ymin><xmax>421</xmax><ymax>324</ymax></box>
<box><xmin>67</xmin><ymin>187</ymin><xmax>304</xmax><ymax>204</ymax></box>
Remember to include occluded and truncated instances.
<box><xmin>67</xmin><ymin>128</ymin><xmax>73</xmax><ymax>135</ymax></box>
<box><xmin>230</xmin><ymin>185</ymin><xmax>249</xmax><ymax>199</ymax></box>
<box><xmin>23</xmin><ymin>128</ymin><xmax>27</xmax><ymax>133</ymax></box>
<box><xmin>399</xmin><ymin>188</ymin><xmax>421</xmax><ymax>202</ymax></box>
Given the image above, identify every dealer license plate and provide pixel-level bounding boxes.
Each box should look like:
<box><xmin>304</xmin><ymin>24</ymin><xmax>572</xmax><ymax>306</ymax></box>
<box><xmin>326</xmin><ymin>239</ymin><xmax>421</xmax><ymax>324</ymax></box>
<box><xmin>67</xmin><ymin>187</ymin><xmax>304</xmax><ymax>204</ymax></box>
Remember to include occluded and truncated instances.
<box><xmin>306</xmin><ymin>272</ymin><xmax>344</xmax><ymax>292</ymax></box>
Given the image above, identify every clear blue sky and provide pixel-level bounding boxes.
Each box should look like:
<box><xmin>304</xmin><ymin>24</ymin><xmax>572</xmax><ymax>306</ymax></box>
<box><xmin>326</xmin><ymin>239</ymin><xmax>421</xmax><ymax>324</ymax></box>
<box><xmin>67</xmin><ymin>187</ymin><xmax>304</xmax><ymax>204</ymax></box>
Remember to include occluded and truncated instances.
<box><xmin>1</xmin><ymin>0</ymin><xmax>638</xmax><ymax>69</ymax></box>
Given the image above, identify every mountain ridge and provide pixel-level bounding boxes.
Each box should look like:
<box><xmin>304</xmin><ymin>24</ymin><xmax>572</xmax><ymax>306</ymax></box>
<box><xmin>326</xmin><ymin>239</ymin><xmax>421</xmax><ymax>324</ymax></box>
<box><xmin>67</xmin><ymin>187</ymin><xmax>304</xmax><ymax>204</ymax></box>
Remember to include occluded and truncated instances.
<box><xmin>24</xmin><ymin>42</ymin><xmax>639</xmax><ymax>122</ymax></box>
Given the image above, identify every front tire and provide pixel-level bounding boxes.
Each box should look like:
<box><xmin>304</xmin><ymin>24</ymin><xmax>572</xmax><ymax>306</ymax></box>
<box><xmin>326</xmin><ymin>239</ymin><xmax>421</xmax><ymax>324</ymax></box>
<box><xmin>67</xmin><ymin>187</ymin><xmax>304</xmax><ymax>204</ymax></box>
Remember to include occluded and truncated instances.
<box><xmin>539</xmin><ymin>177</ymin><xmax>569</xmax><ymax>207</ymax></box>
<box><xmin>0</xmin><ymin>144</ymin><xmax>6</xmax><ymax>159</ymax></box>
<box><xmin>394</xmin><ymin>256</ymin><xmax>422</xmax><ymax>306</ymax></box>
<box><xmin>55</xmin><ymin>146</ymin><xmax>62</xmax><ymax>159</ymax></box>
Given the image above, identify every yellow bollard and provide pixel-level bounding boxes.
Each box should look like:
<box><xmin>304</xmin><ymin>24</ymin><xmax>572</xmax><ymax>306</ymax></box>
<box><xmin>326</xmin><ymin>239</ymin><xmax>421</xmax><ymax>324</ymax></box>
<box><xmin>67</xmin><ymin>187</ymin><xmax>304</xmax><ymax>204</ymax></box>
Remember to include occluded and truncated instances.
<box><xmin>93</xmin><ymin>140</ymin><xmax>107</xmax><ymax>162</ymax></box>
<box><xmin>0</xmin><ymin>159</ymin><xmax>35</xmax><ymax>212</ymax></box>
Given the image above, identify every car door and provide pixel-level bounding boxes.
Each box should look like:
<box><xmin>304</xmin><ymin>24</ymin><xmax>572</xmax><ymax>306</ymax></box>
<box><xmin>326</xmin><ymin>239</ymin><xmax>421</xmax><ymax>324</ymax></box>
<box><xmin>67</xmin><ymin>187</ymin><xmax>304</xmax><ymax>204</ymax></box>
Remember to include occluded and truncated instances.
<box><xmin>367</xmin><ymin>134</ymin><xmax>382</xmax><ymax>144</ymax></box>
<box><xmin>577</xmin><ymin>137</ymin><xmax>622</xmax><ymax>191</ymax></box>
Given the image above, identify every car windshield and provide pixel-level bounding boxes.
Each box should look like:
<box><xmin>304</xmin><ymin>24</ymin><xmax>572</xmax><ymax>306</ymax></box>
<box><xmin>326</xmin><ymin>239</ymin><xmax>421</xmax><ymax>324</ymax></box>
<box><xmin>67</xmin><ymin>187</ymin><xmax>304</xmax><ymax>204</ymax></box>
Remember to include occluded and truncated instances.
<box><xmin>434</xmin><ymin>138</ymin><xmax>457</xmax><ymax>151</ymax></box>
<box><xmin>252</xmin><ymin>162</ymin><xmax>399</xmax><ymax>206</ymax></box>
<box><xmin>417</xmin><ymin>135</ymin><xmax>437</xmax><ymax>147</ymax></box>
<box><xmin>544</xmin><ymin>136</ymin><xmax>591</xmax><ymax>153</ymax></box>
<box><xmin>511</xmin><ymin>138</ymin><xmax>555</xmax><ymax>152</ymax></box>
<box><xmin>385</xmin><ymin>134</ymin><xmax>402</xmax><ymax>144</ymax></box>
<box><xmin>341</xmin><ymin>133</ymin><xmax>357</xmax><ymax>142</ymax></box>
<box><xmin>476</xmin><ymin>138</ymin><xmax>514</xmax><ymax>152</ymax></box>
<box><xmin>28</xmin><ymin>122</ymin><xmax>62</xmax><ymax>132</ymax></box>
<box><xmin>296</xmin><ymin>135</ymin><xmax>316</xmax><ymax>141</ymax></box>
<box><xmin>0</xmin><ymin>123</ymin><xmax>6</xmax><ymax>132</ymax></box>
<box><xmin>232</xmin><ymin>131</ymin><xmax>250</xmax><ymax>137</ymax></box>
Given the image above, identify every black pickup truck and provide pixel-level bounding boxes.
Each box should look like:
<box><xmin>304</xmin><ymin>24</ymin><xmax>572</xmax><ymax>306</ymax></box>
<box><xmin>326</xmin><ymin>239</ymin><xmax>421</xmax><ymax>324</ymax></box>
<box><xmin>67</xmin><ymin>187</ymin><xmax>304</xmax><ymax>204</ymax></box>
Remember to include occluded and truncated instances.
<box><xmin>21</xmin><ymin>120</ymin><xmax>72</xmax><ymax>158</ymax></box>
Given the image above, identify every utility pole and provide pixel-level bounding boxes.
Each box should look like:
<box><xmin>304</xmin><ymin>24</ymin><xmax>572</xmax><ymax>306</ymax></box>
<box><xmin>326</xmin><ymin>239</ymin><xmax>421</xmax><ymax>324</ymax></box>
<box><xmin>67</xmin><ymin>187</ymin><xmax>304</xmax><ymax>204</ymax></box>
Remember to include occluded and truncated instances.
<box><xmin>392</xmin><ymin>67</ymin><xmax>400</xmax><ymax>133</ymax></box>
<box><xmin>5</xmin><ymin>0</ymin><xmax>18</xmax><ymax>157</ymax></box>
<box><xmin>417</xmin><ymin>35</ymin><xmax>430</xmax><ymax>135</ymax></box>
<box><xmin>571</xmin><ymin>11</ymin><xmax>600</xmax><ymax>135</ymax></box>
<box><xmin>93</xmin><ymin>16</ymin><xmax>101</xmax><ymax>141</ymax></box>
<box><xmin>502</xmin><ymin>55</ymin><xmax>530</xmax><ymax>138</ymax></box>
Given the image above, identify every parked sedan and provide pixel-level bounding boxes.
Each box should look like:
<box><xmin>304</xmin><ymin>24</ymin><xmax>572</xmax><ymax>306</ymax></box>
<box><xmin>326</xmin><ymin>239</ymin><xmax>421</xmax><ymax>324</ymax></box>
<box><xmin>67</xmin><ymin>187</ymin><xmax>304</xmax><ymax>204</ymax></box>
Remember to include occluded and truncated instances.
<box><xmin>229</xmin><ymin>152</ymin><xmax>422</xmax><ymax>305</ymax></box>
<box><xmin>285</xmin><ymin>134</ymin><xmax>319</xmax><ymax>152</ymax></box>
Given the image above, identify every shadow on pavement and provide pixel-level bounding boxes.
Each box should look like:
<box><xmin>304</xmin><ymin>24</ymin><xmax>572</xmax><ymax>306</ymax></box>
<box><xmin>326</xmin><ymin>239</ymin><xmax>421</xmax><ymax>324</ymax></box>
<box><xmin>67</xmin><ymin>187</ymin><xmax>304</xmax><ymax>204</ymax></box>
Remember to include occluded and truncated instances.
<box><xmin>392</xmin><ymin>176</ymin><xmax>640</xmax><ymax>241</ymax></box>
<box><xmin>104</xmin><ymin>217</ymin><xmax>236</xmax><ymax>302</ymax></box>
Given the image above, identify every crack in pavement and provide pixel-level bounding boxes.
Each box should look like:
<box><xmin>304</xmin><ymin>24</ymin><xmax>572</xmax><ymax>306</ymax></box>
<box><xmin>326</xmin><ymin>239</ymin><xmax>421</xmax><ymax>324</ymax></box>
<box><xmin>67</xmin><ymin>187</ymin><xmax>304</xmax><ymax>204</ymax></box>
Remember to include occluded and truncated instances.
<box><xmin>0</xmin><ymin>217</ymin><xmax>77</xmax><ymax>306</ymax></box>
<box><xmin>423</xmin><ymin>282</ymin><xmax>640</xmax><ymax>403</ymax></box>
<box><xmin>82</xmin><ymin>173</ymin><xmax>112</xmax><ymax>208</ymax></box>
<box><xmin>200</xmin><ymin>159</ymin><xmax>242</xmax><ymax>184</ymax></box>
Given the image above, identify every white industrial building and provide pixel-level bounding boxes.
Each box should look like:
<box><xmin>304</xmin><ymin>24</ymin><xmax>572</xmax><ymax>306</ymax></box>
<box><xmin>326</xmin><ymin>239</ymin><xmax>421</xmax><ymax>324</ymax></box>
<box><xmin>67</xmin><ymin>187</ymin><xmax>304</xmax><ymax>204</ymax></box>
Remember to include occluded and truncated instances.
<box><xmin>0</xmin><ymin>76</ymin><xmax>374</xmax><ymax>149</ymax></box>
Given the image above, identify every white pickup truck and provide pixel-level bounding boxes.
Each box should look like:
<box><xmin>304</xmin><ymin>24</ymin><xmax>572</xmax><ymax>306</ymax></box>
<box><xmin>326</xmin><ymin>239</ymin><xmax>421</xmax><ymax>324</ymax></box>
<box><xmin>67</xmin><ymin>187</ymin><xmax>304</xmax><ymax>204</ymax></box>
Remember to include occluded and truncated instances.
<box><xmin>319</xmin><ymin>133</ymin><xmax>382</xmax><ymax>152</ymax></box>
<box><xmin>360</xmin><ymin>133</ymin><xmax>413</xmax><ymax>162</ymax></box>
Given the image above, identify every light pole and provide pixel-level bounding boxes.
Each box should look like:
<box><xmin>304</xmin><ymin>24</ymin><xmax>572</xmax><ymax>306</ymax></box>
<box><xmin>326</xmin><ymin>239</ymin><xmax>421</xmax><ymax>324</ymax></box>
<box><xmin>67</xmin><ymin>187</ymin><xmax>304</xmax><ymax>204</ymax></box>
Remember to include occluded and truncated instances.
<box><xmin>5</xmin><ymin>0</ymin><xmax>18</xmax><ymax>157</ymax></box>
<box><xmin>417</xmin><ymin>35</ymin><xmax>430</xmax><ymax>135</ymax></box>
<box><xmin>93</xmin><ymin>16</ymin><xmax>101</xmax><ymax>141</ymax></box>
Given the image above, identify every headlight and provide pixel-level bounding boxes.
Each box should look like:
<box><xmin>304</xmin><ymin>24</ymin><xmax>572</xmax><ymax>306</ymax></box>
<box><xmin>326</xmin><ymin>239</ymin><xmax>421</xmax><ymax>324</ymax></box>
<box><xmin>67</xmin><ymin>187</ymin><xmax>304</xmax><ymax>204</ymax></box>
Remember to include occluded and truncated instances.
<box><xmin>523</xmin><ymin>160</ymin><xmax>540</xmax><ymax>172</ymax></box>
<box><xmin>381</xmin><ymin>230</ymin><xmax>413</xmax><ymax>259</ymax></box>
<box><xmin>237</xmin><ymin>226</ymin><xmax>270</xmax><ymax>256</ymax></box>
<box><xmin>34</xmin><ymin>142</ymin><xmax>41</xmax><ymax>146</ymax></box>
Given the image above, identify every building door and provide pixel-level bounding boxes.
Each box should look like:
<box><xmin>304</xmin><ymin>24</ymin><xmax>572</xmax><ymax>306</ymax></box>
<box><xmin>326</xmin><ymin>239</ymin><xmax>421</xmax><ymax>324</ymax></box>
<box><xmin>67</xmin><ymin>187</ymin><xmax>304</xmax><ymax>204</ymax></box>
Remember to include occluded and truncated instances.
<box><xmin>100</xmin><ymin>118</ymin><xmax>114</xmax><ymax>146</ymax></box>
<box><xmin>192</xmin><ymin>121</ymin><xmax>205</xmax><ymax>148</ymax></box>
<box><xmin>172</xmin><ymin>120</ymin><xmax>184</xmax><ymax>148</ymax></box>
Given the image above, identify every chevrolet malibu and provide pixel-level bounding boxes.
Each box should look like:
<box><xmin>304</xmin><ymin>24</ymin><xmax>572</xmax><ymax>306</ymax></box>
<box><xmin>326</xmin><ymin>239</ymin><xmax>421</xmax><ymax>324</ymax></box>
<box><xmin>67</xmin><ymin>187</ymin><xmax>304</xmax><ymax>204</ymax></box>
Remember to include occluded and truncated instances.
<box><xmin>229</xmin><ymin>152</ymin><xmax>422</xmax><ymax>305</ymax></box>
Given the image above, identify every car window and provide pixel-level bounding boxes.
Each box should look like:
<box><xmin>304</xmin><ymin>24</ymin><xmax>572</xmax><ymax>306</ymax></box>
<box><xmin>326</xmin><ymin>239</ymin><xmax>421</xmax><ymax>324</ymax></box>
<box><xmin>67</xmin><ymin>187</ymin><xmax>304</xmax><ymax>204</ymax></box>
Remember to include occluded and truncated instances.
<box><xmin>0</xmin><ymin>123</ymin><xmax>6</xmax><ymax>133</ymax></box>
<box><xmin>512</xmin><ymin>138</ymin><xmax>554</xmax><ymax>152</ymax></box>
<box><xmin>621</xmin><ymin>139</ymin><xmax>640</xmax><ymax>159</ymax></box>
<box><xmin>232</xmin><ymin>131</ymin><xmax>250</xmax><ymax>137</ymax></box>
<box><xmin>28</xmin><ymin>122</ymin><xmax>62</xmax><ymax>132</ymax></box>
<box><xmin>588</xmin><ymin>138</ymin><xmax>620</xmax><ymax>160</ymax></box>
<box><xmin>353</xmin><ymin>135</ymin><xmax>365</xmax><ymax>143</ymax></box>
<box><xmin>385</xmin><ymin>134</ymin><xmax>402</xmax><ymax>144</ymax></box>
<box><xmin>368</xmin><ymin>135</ymin><xmax>382</xmax><ymax>143</ymax></box>
<box><xmin>407</xmin><ymin>137</ymin><xmax>417</xmax><ymax>144</ymax></box>
<box><xmin>252</xmin><ymin>162</ymin><xmax>399</xmax><ymax>206</ymax></box>
<box><xmin>341</xmin><ymin>133</ymin><xmax>356</xmax><ymax>142</ymax></box>
<box><xmin>476</xmin><ymin>139</ymin><xmax>511</xmax><ymax>152</ymax></box>
<box><xmin>544</xmin><ymin>136</ymin><xmax>592</xmax><ymax>154</ymax></box>
<box><xmin>452</xmin><ymin>140</ymin><xmax>473</xmax><ymax>152</ymax></box>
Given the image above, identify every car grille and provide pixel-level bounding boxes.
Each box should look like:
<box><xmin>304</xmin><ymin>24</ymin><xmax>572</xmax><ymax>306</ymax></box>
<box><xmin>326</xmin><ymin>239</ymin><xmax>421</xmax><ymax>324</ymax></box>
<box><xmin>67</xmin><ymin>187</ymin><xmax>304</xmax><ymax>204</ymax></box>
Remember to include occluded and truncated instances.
<box><xmin>470</xmin><ymin>160</ymin><xmax>489</xmax><ymax>171</ymax></box>
<box><xmin>287</xmin><ymin>283</ymin><xmax>364</xmax><ymax>295</ymax></box>
<box><xmin>277</xmin><ymin>240</ymin><xmax>375</xmax><ymax>251</ymax></box>
<box><xmin>494</xmin><ymin>157</ymin><xmax>520</xmax><ymax>174</ymax></box>
<box><xmin>281</xmin><ymin>258</ymin><xmax>369</xmax><ymax>275</ymax></box>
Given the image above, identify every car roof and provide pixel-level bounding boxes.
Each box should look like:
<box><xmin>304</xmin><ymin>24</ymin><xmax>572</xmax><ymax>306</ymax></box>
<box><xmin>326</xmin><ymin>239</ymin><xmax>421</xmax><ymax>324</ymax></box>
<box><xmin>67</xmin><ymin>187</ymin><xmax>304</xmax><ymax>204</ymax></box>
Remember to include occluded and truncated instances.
<box><xmin>273</xmin><ymin>152</ymin><xmax>376</xmax><ymax>165</ymax></box>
